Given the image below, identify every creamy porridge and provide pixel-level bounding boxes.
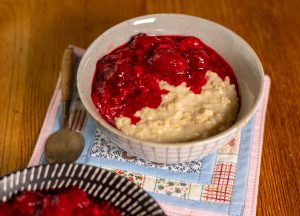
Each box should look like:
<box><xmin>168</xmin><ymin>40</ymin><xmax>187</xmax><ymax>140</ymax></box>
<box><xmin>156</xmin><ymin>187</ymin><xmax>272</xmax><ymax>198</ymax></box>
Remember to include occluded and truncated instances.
<box><xmin>115</xmin><ymin>71</ymin><xmax>238</xmax><ymax>142</ymax></box>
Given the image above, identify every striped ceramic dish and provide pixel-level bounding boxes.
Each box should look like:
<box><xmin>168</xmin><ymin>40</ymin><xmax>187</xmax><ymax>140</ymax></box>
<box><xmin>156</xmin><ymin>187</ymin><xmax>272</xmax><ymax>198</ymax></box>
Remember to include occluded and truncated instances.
<box><xmin>0</xmin><ymin>163</ymin><xmax>165</xmax><ymax>216</ymax></box>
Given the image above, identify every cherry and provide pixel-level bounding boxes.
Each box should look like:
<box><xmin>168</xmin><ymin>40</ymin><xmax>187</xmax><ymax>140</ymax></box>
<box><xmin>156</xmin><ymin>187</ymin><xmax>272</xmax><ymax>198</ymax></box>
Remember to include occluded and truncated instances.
<box><xmin>131</xmin><ymin>34</ymin><xmax>160</xmax><ymax>51</ymax></box>
<box><xmin>153</xmin><ymin>37</ymin><xmax>177</xmax><ymax>53</ymax></box>
<box><xmin>114</xmin><ymin>63</ymin><xmax>133</xmax><ymax>82</ymax></box>
<box><xmin>179</xmin><ymin>37</ymin><xmax>204</xmax><ymax>52</ymax></box>
<box><xmin>153</xmin><ymin>51</ymin><xmax>188</xmax><ymax>74</ymax></box>
<box><xmin>14</xmin><ymin>191</ymin><xmax>42</xmax><ymax>215</ymax></box>
<box><xmin>97</xmin><ymin>202</ymin><xmax>122</xmax><ymax>216</ymax></box>
<box><xmin>0</xmin><ymin>203</ymin><xmax>15</xmax><ymax>216</ymax></box>
<box><xmin>65</xmin><ymin>187</ymin><xmax>90</xmax><ymax>209</ymax></box>
<box><xmin>154</xmin><ymin>43</ymin><xmax>175</xmax><ymax>53</ymax></box>
<box><xmin>133</xmin><ymin>65</ymin><xmax>145</xmax><ymax>77</ymax></box>
<box><xmin>158</xmin><ymin>36</ymin><xmax>177</xmax><ymax>45</ymax></box>
<box><xmin>116</xmin><ymin>49</ymin><xmax>137</xmax><ymax>64</ymax></box>
<box><xmin>185</xmin><ymin>50</ymin><xmax>210</xmax><ymax>70</ymax></box>
<box><xmin>186</xmin><ymin>70</ymin><xmax>208</xmax><ymax>93</ymax></box>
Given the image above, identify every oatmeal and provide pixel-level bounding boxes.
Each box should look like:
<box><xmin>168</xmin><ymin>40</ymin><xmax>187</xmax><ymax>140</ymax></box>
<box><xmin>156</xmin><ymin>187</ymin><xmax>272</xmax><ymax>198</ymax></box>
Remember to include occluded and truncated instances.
<box><xmin>115</xmin><ymin>71</ymin><xmax>238</xmax><ymax>142</ymax></box>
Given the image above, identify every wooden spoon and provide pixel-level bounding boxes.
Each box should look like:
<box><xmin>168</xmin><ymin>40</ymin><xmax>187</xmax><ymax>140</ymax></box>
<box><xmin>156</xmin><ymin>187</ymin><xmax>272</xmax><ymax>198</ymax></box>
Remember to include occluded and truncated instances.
<box><xmin>44</xmin><ymin>47</ymin><xmax>84</xmax><ymax>163</ymax></box>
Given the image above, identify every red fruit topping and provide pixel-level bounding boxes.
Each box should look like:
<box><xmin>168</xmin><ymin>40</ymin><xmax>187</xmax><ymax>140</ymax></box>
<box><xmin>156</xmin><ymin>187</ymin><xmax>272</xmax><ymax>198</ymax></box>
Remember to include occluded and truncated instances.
<box><xmin>153</xmin><ymin>51</ymin><xmax>188</xmax><ymax>74</ymax></box>
<box><xmin>0</xmin><ymin>203</ymin><xmax>15</xmax><ymax>216</ymax></box>
<box><xmin>92</xmin><ymin>34</ymin><xmax>238</xmax><ymax>125</ymax></box>
<box><xmin>130</xmin><ymin>34</ymin><xmax>160</xmax><ymax>50</ymax></box>
<box><xmin>66</xmin><ymin>187</ymin><xmax>90</xmax><ymax>209</ymax></box>
<box><xmin>178</xmin><ymin>37</ymin><xmax>204</xmax><ymax>51</ymax></box>
<box><xmin>0</xmin><ymin>187</ymin><xmax>122</xmax><ymax>216</ymax></box>
<box><xmin>185</xmin><ymin>70</ymin><xmax>208</xmax><ymax>94</ymax></box>
<box><xmin>14</xmin><ymin>191</ymin><xmax>42</xmax><ymax>215</ymax></box>
<box><xmin>185</xmin><ymin>50</ymin><xmax>210</xmax><ymax>70</ymax></box>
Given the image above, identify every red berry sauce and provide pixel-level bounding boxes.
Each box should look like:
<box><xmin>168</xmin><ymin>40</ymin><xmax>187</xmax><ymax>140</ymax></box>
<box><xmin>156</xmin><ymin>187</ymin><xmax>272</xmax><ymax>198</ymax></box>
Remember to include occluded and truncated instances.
<box><xmin>92</xmin><ymin>34</ymin><xmax>238</xmax><ymax>125</ymax></box>
<box><xmin>0</xmin><ymin>187</ymin><xmax>122</xmax><ymax>216</ymax></box>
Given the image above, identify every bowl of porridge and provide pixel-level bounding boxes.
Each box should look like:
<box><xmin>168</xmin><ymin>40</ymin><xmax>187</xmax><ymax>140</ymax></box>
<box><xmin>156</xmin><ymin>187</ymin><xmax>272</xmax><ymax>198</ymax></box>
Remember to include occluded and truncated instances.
<box><xmin>77</xmin><ymin>14</ymin><xmax>264</xmax><ymax>163</ymax></box>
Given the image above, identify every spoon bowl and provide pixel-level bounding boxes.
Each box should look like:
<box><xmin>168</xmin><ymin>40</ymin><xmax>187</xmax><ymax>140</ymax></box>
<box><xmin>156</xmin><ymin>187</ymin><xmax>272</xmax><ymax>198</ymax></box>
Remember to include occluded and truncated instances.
<box><xmin>44</xmin><ymin>129</ymin><xmax>84</xmax><ymax>163</ymax></box>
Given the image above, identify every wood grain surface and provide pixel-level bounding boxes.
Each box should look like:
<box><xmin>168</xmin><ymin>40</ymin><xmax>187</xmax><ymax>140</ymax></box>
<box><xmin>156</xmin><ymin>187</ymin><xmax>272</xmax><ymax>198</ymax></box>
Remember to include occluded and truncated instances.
<box><xmin>0</xmin><ymin>0</ymin><xmax>299</xmax><ymax>215</ymax></box>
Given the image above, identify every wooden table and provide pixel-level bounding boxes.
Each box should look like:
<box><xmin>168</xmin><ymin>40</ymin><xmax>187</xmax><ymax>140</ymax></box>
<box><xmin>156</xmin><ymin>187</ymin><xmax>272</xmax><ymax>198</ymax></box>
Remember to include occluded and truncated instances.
<box><xmin>0</xmin><ymin>0</ymin><xmax>299</xmax><ymax>215</ymax></box>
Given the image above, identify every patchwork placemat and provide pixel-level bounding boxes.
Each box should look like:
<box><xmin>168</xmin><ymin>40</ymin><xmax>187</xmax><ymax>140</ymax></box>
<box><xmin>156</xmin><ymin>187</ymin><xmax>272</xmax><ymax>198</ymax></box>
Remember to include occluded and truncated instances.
<box><xmin>29</xmin><ymin>46</ymin><xmax>270</xmax><ymax>216</ymax></box>
<box><xmin>88</xmin><ymin>129</ymin><xmax>218</xmax><ymax>184</ymax></box>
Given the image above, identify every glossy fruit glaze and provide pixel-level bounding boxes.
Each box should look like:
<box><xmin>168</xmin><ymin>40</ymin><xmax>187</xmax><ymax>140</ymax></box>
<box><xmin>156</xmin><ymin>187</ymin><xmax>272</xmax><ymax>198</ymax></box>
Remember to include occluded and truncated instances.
<box><xmin>0</xmin><ymin>187</ymin><xmax>122</xmax><ymax>216</ymax></box>
<box><xmin>92</xmin><ymin>33</ymin><xmax>238</xmax><ymax>125</ymax></box>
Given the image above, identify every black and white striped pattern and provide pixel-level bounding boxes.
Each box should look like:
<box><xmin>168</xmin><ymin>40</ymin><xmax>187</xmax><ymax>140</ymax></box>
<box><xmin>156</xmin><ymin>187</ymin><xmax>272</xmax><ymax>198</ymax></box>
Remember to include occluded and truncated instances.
<box><xmin>0</xmin><ymin>163</ymin><xmax>165</xmax><ymax>216</ymax></box>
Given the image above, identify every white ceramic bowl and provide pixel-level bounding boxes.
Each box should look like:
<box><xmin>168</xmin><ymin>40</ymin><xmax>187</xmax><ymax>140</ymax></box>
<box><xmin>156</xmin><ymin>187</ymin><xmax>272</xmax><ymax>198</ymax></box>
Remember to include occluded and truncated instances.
<box><xmin>77</xmin><ymin>14</ymin><xmax>264</xmax><ymax>163</ymax></box>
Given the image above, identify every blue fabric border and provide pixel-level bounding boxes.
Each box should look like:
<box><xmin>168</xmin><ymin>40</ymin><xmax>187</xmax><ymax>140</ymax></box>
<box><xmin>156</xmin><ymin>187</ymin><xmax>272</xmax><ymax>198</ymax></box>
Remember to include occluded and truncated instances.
<box><xmin>82</xmin><ymin>150</ymin><xmax>217</xmax><ymax>184</ymax></box>
<box><xmin>228</xmin><ymin>117</ymin><xmax>255</xmax><ymax>216</ymax></box>
<box><xmin>149</xmin><ymin>191</ymin><xmax>229</xmax><ymax>213</ymax></box>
